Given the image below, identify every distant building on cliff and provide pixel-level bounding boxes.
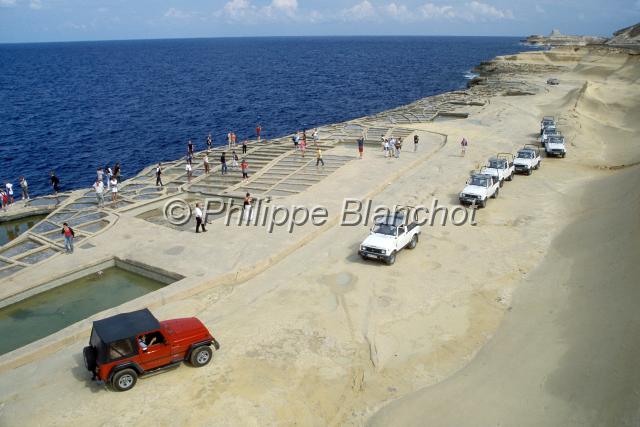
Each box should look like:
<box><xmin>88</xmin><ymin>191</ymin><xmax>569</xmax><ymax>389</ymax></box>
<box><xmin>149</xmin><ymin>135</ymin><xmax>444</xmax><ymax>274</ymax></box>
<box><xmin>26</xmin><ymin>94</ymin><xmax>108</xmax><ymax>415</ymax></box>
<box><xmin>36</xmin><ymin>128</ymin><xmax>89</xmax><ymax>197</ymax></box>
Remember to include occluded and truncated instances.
<box><xmin>525</xmin><ymin>29</ymin><xmax>607</xmax><ymax>46</ymax></box>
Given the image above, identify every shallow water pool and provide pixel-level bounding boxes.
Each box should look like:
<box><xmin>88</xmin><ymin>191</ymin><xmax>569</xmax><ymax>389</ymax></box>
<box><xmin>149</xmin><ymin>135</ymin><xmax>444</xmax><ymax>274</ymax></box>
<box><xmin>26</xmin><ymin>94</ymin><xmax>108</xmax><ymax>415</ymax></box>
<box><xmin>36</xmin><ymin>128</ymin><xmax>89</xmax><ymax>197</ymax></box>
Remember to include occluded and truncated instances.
<box><xmin>0</xmin><ymin>215</ymin><xmax>47</xmax><ymax>246</ymax></box>
<box><xmin>0</xmin><ymin>267</ymin><xmax>166</xmax><ymax>356</ymax></box>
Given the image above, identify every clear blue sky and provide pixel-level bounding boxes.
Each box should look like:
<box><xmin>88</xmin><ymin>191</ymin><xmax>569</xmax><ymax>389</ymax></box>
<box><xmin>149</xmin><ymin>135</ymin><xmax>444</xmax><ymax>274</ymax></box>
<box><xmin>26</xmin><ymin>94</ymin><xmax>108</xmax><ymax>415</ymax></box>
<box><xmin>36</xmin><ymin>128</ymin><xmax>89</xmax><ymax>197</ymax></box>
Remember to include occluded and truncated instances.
<box><xmin>1</xmin><ymin>0</ymin><xmax>639</xmax><ymax>43</ymax></box>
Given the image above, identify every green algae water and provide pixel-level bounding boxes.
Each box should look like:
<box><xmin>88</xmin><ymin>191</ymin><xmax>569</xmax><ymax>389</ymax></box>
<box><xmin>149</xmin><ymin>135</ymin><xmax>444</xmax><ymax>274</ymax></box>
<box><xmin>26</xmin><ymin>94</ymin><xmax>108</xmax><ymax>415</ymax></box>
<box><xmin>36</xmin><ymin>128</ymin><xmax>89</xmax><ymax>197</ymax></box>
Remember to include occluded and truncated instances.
<box><xmin>0</xmin><ymin>267</ymin><xmax>166</xmax><ymax>356</ymax></box>
<box><xmin>0</xmin><ymin>215</ymin><xmax>47</xmax><ymax>246</ymax></box>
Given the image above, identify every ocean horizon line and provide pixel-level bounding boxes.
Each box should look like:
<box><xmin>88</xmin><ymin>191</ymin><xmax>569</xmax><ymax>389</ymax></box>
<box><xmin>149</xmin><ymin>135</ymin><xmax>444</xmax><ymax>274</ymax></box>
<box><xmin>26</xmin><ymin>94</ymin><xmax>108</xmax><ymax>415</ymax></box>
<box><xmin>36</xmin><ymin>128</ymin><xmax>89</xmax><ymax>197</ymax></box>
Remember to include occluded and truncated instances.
<box><xmin>0</xmin><ymin>34</ymin><xmax>527</xmax><ymax>46</ymax></box>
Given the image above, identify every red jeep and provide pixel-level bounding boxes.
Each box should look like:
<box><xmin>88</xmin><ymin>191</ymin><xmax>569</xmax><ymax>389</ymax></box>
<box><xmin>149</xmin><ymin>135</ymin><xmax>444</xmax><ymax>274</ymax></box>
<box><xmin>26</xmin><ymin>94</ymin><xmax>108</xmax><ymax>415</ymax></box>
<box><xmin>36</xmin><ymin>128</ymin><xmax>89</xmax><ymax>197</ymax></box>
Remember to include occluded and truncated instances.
<box><xmin>83</xmin><ymin>309</ymin><xmax>220</xmax><ymax>391</ymax></box>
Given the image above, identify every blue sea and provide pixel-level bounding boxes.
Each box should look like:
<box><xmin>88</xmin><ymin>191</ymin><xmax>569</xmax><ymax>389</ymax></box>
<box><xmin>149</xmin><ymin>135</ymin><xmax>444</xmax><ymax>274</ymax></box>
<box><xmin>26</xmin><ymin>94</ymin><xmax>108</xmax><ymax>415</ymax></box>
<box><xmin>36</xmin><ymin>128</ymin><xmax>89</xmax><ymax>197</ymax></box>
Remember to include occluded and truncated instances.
<box><xmin>0</xmin><ymin>36</ymin><xmax>535</xmax><ymax>196</ymax></box>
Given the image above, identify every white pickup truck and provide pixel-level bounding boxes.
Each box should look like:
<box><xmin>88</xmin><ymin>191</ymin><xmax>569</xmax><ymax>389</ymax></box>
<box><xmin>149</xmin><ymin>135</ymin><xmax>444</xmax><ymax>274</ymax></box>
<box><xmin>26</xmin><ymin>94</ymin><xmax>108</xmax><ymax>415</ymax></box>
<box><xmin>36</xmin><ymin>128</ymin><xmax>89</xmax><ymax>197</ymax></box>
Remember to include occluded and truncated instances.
<box><xmin>359</xmin><ymin>212</ymin><xmax>420</xmax><ymax>265</ymax></box>
<box><xmin>514</xmin><ymin>145</ymin><xmax>542</xmax><ymax>175</ymax></box>
<box><xmin>480</xmin><ymin>153</ymin><xmax>515</xmax><ymax>187</ymax></box>
<box><xmin>459</xmin><ymin>173</ymin><xmax>500</xmax><ymax>208</ymax></box>
<box><xmin>545</xmin><ymin>135</ymin><xmax>567</xmax><ymax>158</ymax></box>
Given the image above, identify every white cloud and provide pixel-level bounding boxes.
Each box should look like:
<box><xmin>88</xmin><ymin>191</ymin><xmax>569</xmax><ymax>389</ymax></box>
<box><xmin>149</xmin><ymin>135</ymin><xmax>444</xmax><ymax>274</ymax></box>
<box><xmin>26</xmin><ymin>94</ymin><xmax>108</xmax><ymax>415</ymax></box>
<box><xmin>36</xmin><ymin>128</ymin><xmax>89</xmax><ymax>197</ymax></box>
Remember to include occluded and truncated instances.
<box><xmin>29</xmin><ymin>0</ymin><xmax>42</xmax><ymax>10</ymax></box>
<box><xmin>269</xmin><ymin>0</ymin><xmax>297</xmax><ymax>15</ymax></box>
<box><xmin>341</xmin><ymin>0</ymin><xmax>377</xmax><ymax>21</ymax></box>
<box><xmin>164</xmin><ymin>7</ymin><xmax>192</xmax><ymax>19</ymax></box>
<box><xmin>467</xmin><ymin>1</ymin><xmax>513</xmax><ymax>20</ymax></box>
<box><xmin>221</xmin><ymin>0</ymin><xmax>260</xmax><ymax>21</ymax></box>
<box><xmin>420</xmin><ymin>3</ymin><xmax>455</xmax><ymax>19</ymax></box>
<box><xmin>535</xmin><ymin>4</ymin><xmax>545</xmax><ymax>14</ymax></box>
<box><xmin>384</xmin><ymin>2</ymin><xmax>412</xmax><ymax>20</ymax></box>
<box><xmin>0</xmin><ymin>0</ymin><xmax>17</xmax><ymax>7</ymax></box>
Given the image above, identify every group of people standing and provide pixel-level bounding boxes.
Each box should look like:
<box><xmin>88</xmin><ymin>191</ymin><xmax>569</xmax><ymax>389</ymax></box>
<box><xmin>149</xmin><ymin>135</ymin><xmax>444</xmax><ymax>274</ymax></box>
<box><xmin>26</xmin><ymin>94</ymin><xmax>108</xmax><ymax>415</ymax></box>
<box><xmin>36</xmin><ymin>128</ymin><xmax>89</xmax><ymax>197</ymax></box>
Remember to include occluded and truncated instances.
<box><xmin>0</xmin><ymin>177</ymin><xmax>29</xmax><ymax>211</ymax></box>
<box><xmin>382</xmin><ymin>136</ymin><xmax>404</xmax><ymax>159</ymax></box>
<box><xmin>92</xmin><ymin>163</ymin><xmax>122</xmax><ymax>207</ymax></box>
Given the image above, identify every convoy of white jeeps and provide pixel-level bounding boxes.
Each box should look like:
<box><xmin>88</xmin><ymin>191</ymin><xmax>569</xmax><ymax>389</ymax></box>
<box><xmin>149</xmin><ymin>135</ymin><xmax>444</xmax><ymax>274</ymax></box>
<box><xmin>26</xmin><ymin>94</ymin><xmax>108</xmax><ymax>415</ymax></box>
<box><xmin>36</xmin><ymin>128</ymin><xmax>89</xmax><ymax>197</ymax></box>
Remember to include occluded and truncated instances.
<box><xmin>360</xmin><ymin>115</ymin><xmax>566</xmax><ymax>265</ymax></box>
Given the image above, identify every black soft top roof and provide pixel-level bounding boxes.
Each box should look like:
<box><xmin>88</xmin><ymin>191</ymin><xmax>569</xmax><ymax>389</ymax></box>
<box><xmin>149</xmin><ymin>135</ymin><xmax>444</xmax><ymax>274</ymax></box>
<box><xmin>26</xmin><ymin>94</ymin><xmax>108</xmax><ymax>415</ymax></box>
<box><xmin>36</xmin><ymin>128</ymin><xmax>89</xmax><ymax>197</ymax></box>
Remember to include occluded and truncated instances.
<box><xmin>93</xmin><ymin>309</ymin><xmax>160</xmax><ymax>343</ymax></box>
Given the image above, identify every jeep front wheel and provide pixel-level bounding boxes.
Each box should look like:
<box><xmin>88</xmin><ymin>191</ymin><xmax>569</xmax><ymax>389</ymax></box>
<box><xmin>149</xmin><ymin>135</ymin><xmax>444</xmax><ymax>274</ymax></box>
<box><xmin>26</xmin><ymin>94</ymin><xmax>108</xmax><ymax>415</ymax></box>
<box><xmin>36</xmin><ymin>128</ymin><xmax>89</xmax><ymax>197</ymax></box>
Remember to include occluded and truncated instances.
<box><xmin>190</xmin><ymin>346</ymin><xmax>213</xmax><ymax>367</ymax></box>
<box><xmin>112</xmin><ymin>369</ymin><xmax>137</xmax><ymax>392</ymax></box>
<box><xmin>385</xmin><ymin>252</ymin><xmax>396</xmax><ymax>265</ymax></box>
<box><xmin>408</xmin><ymin>234</ymin><xmax>418</xmax><ymax>249</ymax></box>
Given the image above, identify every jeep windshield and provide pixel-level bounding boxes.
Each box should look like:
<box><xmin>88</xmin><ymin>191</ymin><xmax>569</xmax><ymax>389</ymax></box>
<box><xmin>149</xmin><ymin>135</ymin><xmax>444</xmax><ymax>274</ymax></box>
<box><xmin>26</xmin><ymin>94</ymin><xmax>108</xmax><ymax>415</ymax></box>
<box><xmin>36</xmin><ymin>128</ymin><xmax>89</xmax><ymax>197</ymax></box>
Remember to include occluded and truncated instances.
<box><xmin>488</xmin><ymin>159</ymin><xmax>506</xmax><ymax>169</ymax></box>
<box><xmin>470</xmin><ymin>176</ymin><xmax>489</xmax><ymax>186</ymax></box>
<box><xmin>372</xmin><ymin>224</ymin><xmax>397</xmax><ymax>236</ymax></box>
<box><xmin>517</xmin><ymin>151</ymin><xmax>534</xmax><ymax>159</ymax></box>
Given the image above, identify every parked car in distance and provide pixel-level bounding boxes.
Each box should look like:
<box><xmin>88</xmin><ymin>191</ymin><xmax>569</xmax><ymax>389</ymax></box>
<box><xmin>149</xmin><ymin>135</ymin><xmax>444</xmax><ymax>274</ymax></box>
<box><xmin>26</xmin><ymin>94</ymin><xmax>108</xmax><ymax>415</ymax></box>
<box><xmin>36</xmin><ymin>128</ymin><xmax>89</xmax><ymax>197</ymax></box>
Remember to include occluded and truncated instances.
<box><xmin>480</xmin><ymin>153</ymin><xmax>515</xmax><ymax>187</ymax></box>
<box><xmin>83</xmin><ymin>309</ymin><xmax>220</xmax><ymax>392</ymax></box>
<box><xmin>359</xmin><ymin>211</ymin><xmax>421</xmax><ymax>265</ymax></box>
<box><xmin>459</xmin><ymin>173</ymin><xmax>500</xmax><ymax>208</ymax></box>
<box><xmin>540</xmin><ymin>116</ymin><xmax>555</xmax><ymax>136</ymax></box>
<box><xmin>545</xmin><ymin>135</ymin><xmax>567</xmax><ymax>158</ymax></box>
<box><xmin>514</xmin><ymin>145</ymin><xmax>542</xmax><ymax>175</ymax></box>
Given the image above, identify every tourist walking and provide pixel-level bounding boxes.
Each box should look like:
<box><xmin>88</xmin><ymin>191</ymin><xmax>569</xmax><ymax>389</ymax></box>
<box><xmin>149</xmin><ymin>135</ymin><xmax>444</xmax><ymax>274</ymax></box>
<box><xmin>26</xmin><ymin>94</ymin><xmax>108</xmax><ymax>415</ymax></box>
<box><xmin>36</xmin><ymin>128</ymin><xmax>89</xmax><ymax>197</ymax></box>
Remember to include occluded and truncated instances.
<box><xmin>19</xmin><ymin>177</ymin><xmax>29</xmax><ymax>201</ymax></box>
<box><xmin>357</xmin><ymin>135</ymin><xmax>365</xmax><ymax>159</ymax></box>
<box><xmin>242</xmin><ymin>140</ymin><xmax>247</xmax><ymax>154</ymax></box>
<box><xmin>414</xmin><ymin>134</ymin><xmax>419</xmax><ymax>152</ymax></box>
<box><xmin>384</xmin><ymin>139</ymin><xmax>390</xmax><ymax>158</ymax></box>
<box><xmin>207</xmin><ymin>133</ymin><xmax>213</xmax><ymax>151</ymax></box>
<box><xmin>5</xmin><ymin>182</ymin><xmax>14</xmax><ymax>205</ymax></box>
<box><xmin>203</xmin><ymin>154</ymin><xmax>210</xmax><ymax>174</ymax></box>
<box><xmin>256</xmin><ymin>124</ymin><xmax>262</xmax><ymax>141</ymax></box>
<box><xmin>188</xmin><ymin>140</ymin><xmax>194</xmax><ymax>157</ymax></box>
<box><xmin>231</xmin><ymin>132</ymin><xmax>237</xmax><ymax>148</ymax></box>
<box><xmin>243</xmin><ymin>193</ymin><xmax>253</xmax><ymax>222</ymax></box>
<box><xmin>93</xmin><ymin>178</ymin><xmax>105</xmax><ymax>207</ymax></box>
<box><xmin>105</xmin><ymin>164</ymin><xmax>113</xmax><ymax>190</ymax></box>
<box><xmin>155</xmin><ymin>163</ymin><xmax>163</xmax><ymax>187</ymax></box>
<box><xmin>110</xmin><ymin>176</ymin><xmax>118</xmax><ymax>202</ymax></box>
<box><xmin>300</xmin><ymin>137</ymin><xmax>307</xmax><ymax>158</ymax></box>
<box><xmin>231</xmin><ymin>151</ymin><xmax>239</xmax><ymax>170</ymax></box>
<box><xmin>293</xmin><ymin>132</ymin><xmax>300</xmax><ymax>150</ymax></box>
<box><xmin>312</xmin><ymin>128</ymin><xmax>319</xmax><ymax>146</ymax></box>
<box><xmin>0</xmin><ymin>190</ymin><xmax>7</xmax><ymax>211</ymax></box>
<box><xmin>97</xmin><ymin>167</ymin><xmax>104</xmax><ymax>183</ymax></box>
<box><xmin>195</xmin><ymin>203</ymin><xmax>207</xmax><ymax>233</ymax></box>
<box><xmin>316</xmin><ymin>148</ymin><xmax>324</xmax><ymax>167</ymax></box>
<box><xmin>114</xmin><ymin>163</ymin><xmax>121</xmax><ymax>183</ymax></box>
<box><xmin>50</xmin><ymin>171</ymin><xmax>60</xmax><ymax>195</ymax></box>
<box><xmin>241</xmin><ymin>159</ymin><xmax>249</xmax><ymax>179</ymax></box>
<box><xmin>186</xmin><ymin>162</ymin><xmax>193</xmax><ymax>183</ymax></box>
<box><xmin>61</xmin><ymin>223</ymin><xmax>75</xmax><ymax>254</ymax></box>
<box><xmin>220</xmin><ymin>152</ymin><xmax>228</xmax><ymax>175</ymax></box>
<box><xmin>394</xmin><ymin>138</ymin><xmax>402</xmax><ymax>158</ymax></box>
<box><xmin>461</xmin><ymin>137</ymin><xmax>468</xmax><ymax>156</ymax></box>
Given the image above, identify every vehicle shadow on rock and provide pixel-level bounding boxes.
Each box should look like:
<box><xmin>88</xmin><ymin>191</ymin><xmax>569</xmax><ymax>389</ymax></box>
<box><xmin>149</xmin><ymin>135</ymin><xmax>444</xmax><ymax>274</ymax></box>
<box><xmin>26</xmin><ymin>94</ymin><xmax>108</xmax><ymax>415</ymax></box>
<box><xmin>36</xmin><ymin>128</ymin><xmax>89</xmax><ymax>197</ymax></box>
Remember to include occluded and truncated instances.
<box><xmin>70</xmin><ymin>352</ymin><xmax>103</xmax><ymax>393</ymax></box>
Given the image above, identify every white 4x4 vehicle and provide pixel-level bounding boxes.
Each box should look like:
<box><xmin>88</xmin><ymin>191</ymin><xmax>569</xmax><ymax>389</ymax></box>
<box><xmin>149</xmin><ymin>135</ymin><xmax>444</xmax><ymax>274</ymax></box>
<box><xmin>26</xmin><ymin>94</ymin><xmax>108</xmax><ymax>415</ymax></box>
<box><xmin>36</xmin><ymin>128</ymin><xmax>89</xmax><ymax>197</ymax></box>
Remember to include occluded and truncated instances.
<box><xmin>359</xmin><ymin>213</ymin><xmax>420</xmax><ymax>265</ymax></box>
<box><xmin>545</xmin><ymin>135</ymin><xmax>567</xmax><ymax>158</ymax></box>
<box><xmin>480</xmin><ymin>153</ymin><xmax>515</xmax><ymax>187</ymax></box>
<box><xmin>514</xmin><ymin>145</ymin><xmax>541</xmax><ymax>175</ymax></box>
<box><xmin>459</xmin><ymin>173</ymin><xmax>500</xmax><ymax>208</ymax></box>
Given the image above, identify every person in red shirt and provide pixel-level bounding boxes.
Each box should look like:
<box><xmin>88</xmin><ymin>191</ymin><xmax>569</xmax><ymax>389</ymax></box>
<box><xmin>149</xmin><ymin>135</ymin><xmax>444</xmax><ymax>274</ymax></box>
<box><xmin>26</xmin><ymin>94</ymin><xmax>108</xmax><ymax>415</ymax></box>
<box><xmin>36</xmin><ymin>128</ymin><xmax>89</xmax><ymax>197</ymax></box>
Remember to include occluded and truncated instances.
<box><xmin>256</xmin><ymin>124</ymin><xmax>262</xmax><ymax>141</ymax></box>
<box><xmin>61</xmin><ymin>222</ymin><xmax>75</xmax><ymax>253</ymax></box>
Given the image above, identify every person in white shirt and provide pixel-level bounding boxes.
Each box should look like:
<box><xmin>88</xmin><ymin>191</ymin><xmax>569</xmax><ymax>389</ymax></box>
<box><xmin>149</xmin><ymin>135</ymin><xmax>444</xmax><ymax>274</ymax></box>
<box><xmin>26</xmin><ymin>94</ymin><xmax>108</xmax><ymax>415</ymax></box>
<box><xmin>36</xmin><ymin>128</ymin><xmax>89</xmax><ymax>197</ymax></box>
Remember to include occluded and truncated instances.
<box><xmin>5</xmin><ymin>182</ymin><xmax>14</xmax><ymax>204</ymax></box>
<box><xmin>19</xmin><ymin>177</ymin><xmax>29</xmax><ymax>200</ymax></box>
<box><xmin>186</xmin><ymin>163</ymin><xmax>193</xmax><ymax>183</ymax></box>
<box><xmin>105</xmin><ymin>165</ymin><xmax>113</xmax><ymax>190</ymax></box>
<box><xmin>203</xmin><ymin>154</ymin><xmax>210</xmax><ymax>174</ymax></box>
<box><xmin>195</xmin><ymin>203</ymin><xmax>206</xmax><ymax>233</ymax></box>
<box><xmin>93</xmin><ymin>178</ymin><xmax>104</xmax><ymax>207</ymax></box>
<box><xmin>110</xmin><ymin>177</ymin><xmax>118</xmax><ymax>202</ymax></box>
